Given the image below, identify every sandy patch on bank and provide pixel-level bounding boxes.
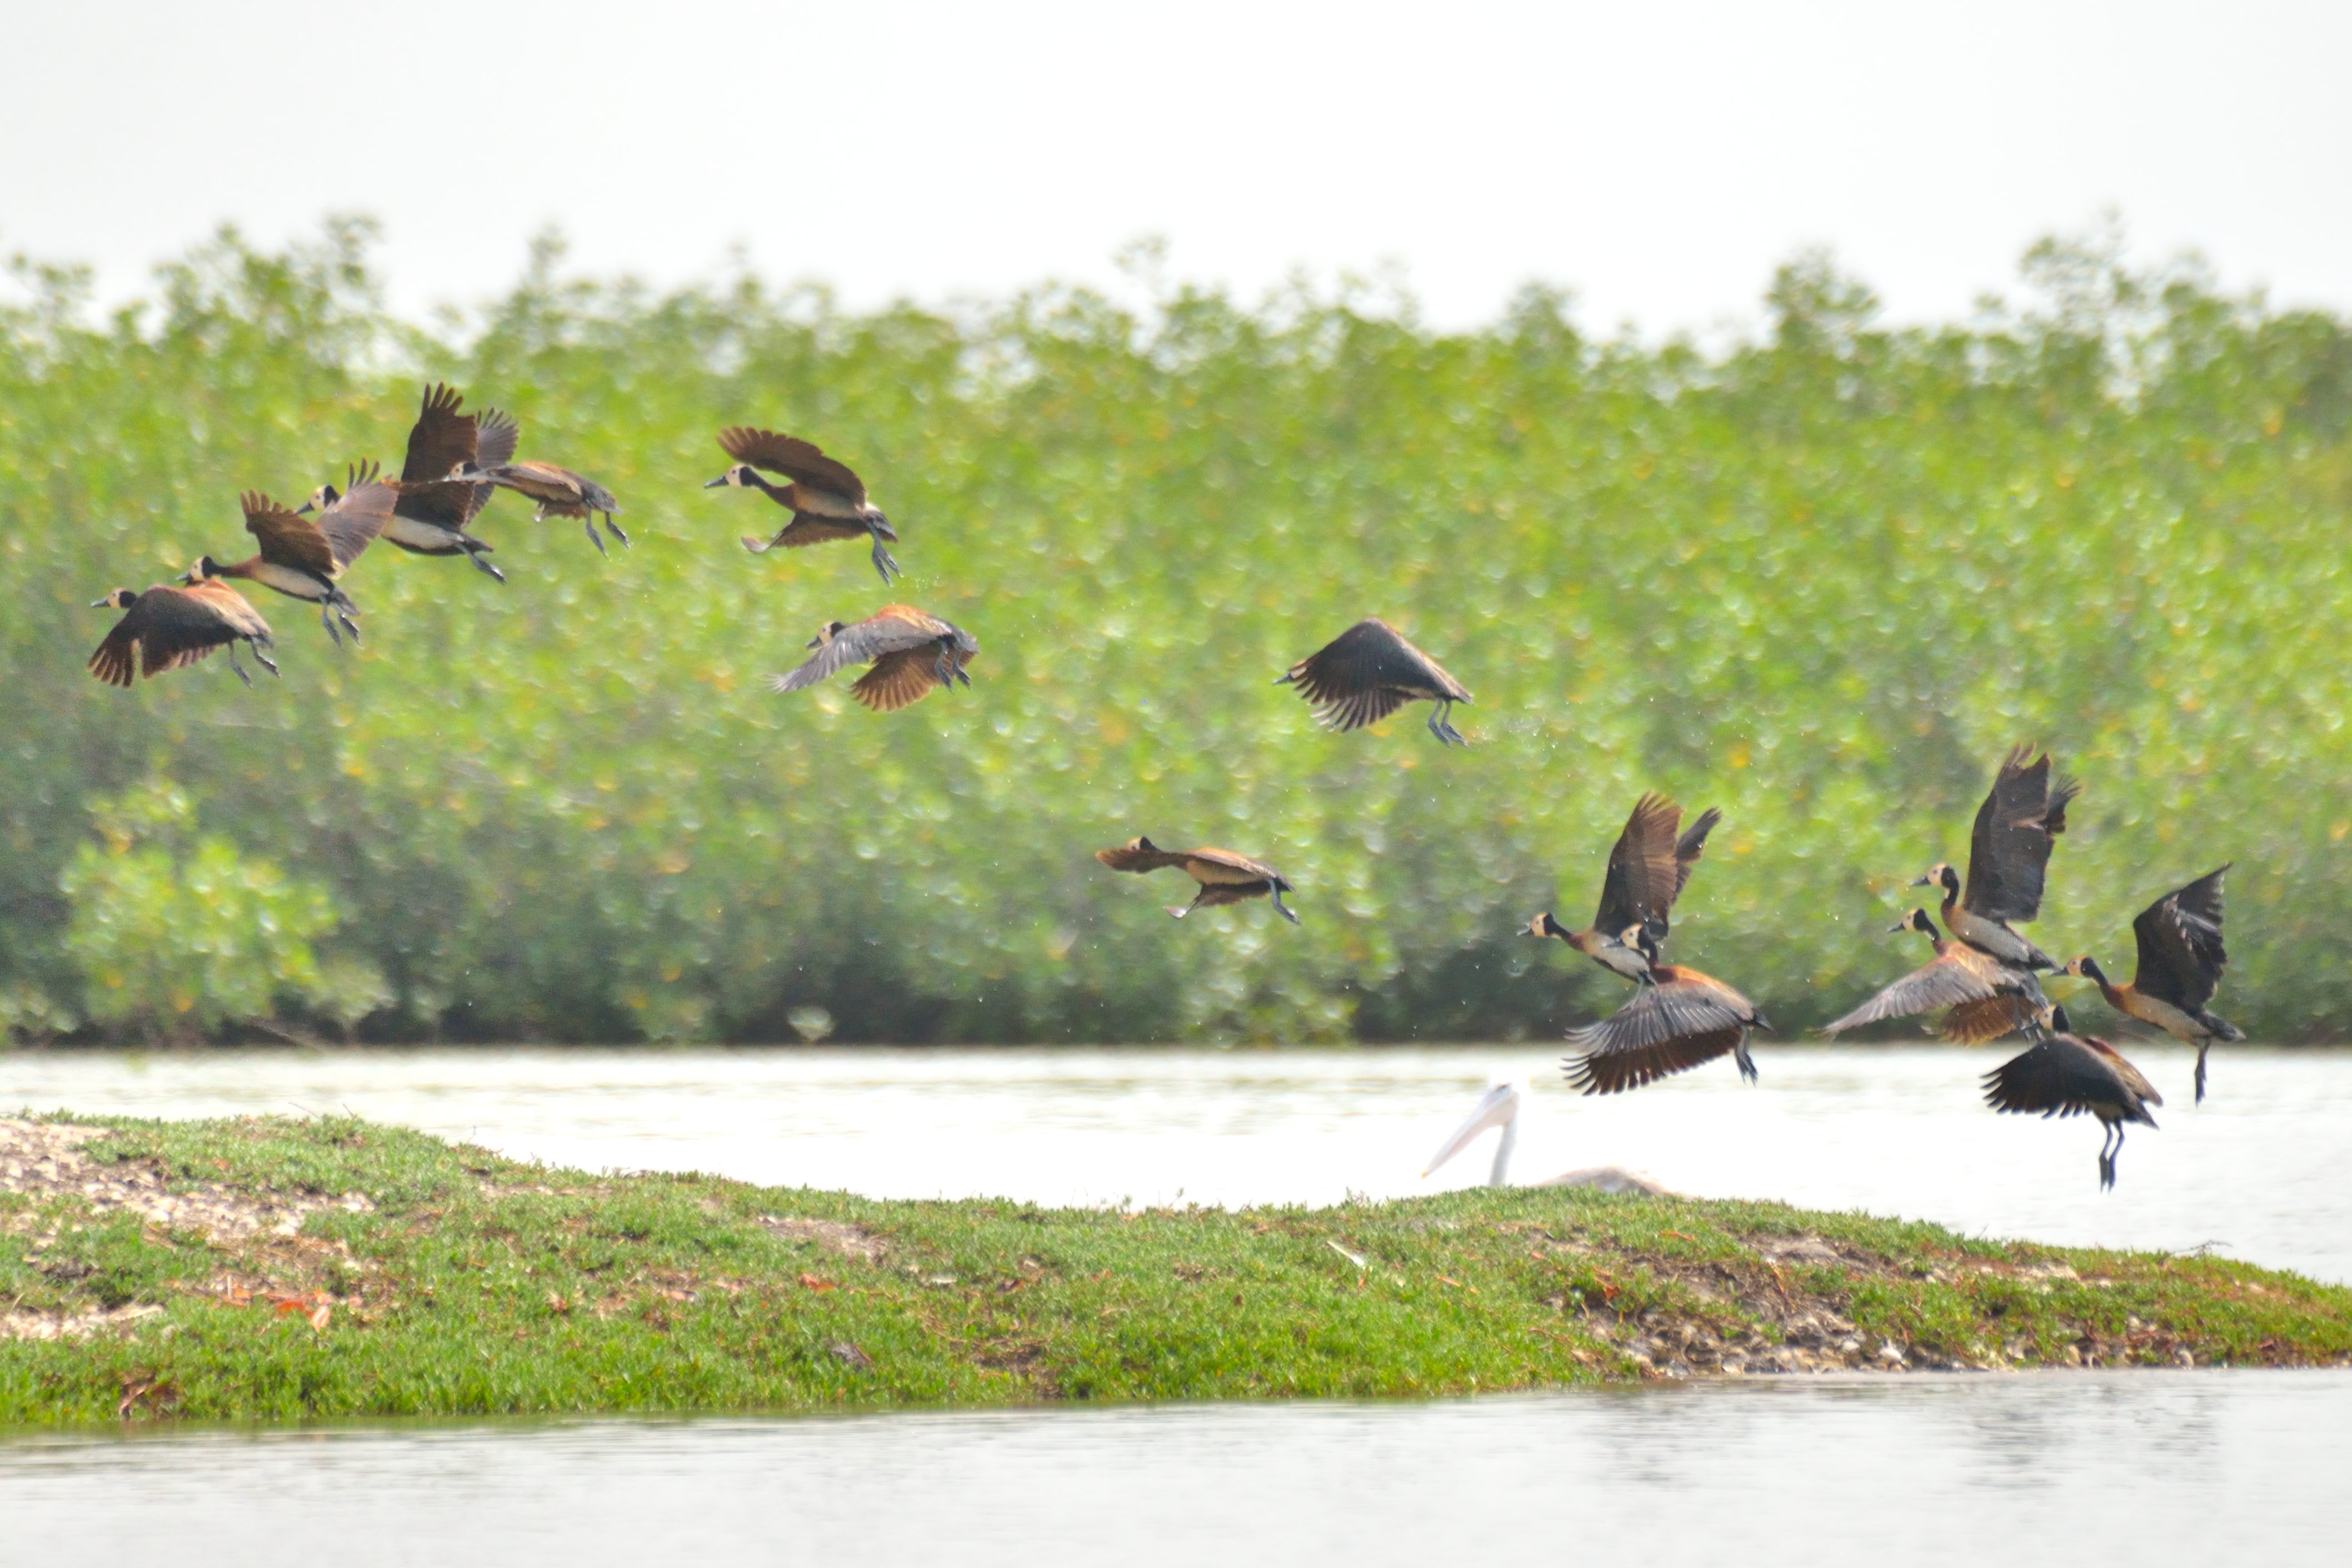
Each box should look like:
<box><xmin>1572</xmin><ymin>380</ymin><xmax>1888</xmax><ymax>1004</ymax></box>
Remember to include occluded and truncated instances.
<box><xmin>1</xmin><ymin>1118</ymin><xmax>373</xmax><ymax>1242</ymax></box>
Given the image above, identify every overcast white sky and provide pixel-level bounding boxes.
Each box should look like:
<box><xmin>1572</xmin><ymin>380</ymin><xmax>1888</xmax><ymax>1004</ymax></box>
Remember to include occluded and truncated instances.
<box><xmin>3</xmin><ymin>1</ymin><xmax>2345</xmax><ymax>334</ymax></box>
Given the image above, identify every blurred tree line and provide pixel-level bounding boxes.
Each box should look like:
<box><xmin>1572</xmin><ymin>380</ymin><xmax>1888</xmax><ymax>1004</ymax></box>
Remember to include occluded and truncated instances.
<box><xmin>2</xmin><ymin>222</ymin><xmax>2347</xmax><ymax>1045</ymax></box>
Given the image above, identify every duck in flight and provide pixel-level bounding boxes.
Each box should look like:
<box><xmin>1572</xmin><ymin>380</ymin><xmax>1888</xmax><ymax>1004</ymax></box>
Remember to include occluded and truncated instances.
<box><xmin>452</xmin><ymin>455</ymin><xmax>625</xmax><ymax>556</ymax></box>
<box><xmin>769</xmin><ymin>605</ymin><xmax>977</xmax><ymax>711</ymax></box>
<box><xmin>88</xmin><ymin>582</ymin><xmax>277</xmax><ymax>687</ymax></box>
<box><xmin>1275</xmin><ymin>618</ymin><xmax>1471</xmax><ymax>745</ymax></box>
<box><xmin>1528</xmin><ymin>792</ymin><xmax>1720</xmax><ymax>985</ymax></box>
<box><xmin>708</xmin><ymin>427</ymin><xmax>901</xmax><ymax>585</ymax></box>
<box><xmin>1096</xmin><ymin>838</ymin><xmax>1299</xmax><ymax>923</ymax></box>
<box><xmin>2065</xmin><ymin>865</ymin><xmax>2244</xmax><ymax>1102</ymax></box>
<box><xmin>1912</xmin><ymin>744</ymin><xmax>2078</xmax><ymax>973</ymax></box>
<box><xmin>1981</xmin><ymin>1004</ymin><xmax>2161</xmax><ymax>1190</ymax></box>
<box><xmin>1820</xmin><ymin>908</ymin><xmax>2050</xmax><ymax>1044</ymax></box>
<box><xmin>1561</xmin><ymin>964</ymin><xmax>1771</xmax><ymax>1096</ymax></box>
<box><xmin>333</xmin><ymin>382</ymin><xmax>513</xmax><ymax>581</ymax></box>
<box><xmin>183</xmin><ymin>467</ymin><xmax>395</xmax><ymax>644</ymax></box>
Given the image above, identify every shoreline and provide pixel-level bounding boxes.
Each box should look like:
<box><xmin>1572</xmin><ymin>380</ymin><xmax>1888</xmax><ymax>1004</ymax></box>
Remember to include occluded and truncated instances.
<box><xmin>4</xmin><ymin>1114</ymin><xmax>2348</xmax><ymax>1427</ymax></box>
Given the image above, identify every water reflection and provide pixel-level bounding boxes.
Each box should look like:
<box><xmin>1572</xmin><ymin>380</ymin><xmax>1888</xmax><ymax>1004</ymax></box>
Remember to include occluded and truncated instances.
<box><xmin>2</xmin><ymin>1374</ymin><xmax>2346</xmax><ymax>1565</ymax></box>
<box><xmin>6</xmin><ymin>1044</ymin><xmax>2350</xmax><ymax>1280</ymax></box>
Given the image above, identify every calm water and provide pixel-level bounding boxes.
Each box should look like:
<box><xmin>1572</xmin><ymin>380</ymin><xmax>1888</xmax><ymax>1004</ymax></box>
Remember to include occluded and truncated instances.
<box><xmin>3</xmin><ymin>1375</ymin><xmax>2349</xmax><ymax>1565</ymax></box>
<box><xmin>8</xmin><ymin>1046</ymin><xmax>2352</xmax><ymax>1556</ymax></box>
<box><xmin>7</xmin><ymin>1043</ymin><xmax>2351</xmax><ymax>1280</ymax></box>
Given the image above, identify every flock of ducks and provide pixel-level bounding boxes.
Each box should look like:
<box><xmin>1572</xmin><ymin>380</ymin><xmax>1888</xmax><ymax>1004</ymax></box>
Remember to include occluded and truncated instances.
<box><xmin>83</xmin><ymin>387</ymin><xmax>2244</xmax><ymax>1191</ymax></box>
<box><xmin>1499</xmin><ymin>751</ymin><xmax>2240</xmax><ymax>1190</ymax></box>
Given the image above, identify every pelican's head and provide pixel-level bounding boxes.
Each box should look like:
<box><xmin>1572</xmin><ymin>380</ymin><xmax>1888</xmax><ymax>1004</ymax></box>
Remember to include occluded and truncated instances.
<box><xmin>1424</xmin><ymin>1078</ymin><xmax>1526</xmax><ymax>1187</ymax></box>
<box><xmin>705</xmin><ymin>463</ymin><xmax>757</xmax><ymax>490</ymax></box>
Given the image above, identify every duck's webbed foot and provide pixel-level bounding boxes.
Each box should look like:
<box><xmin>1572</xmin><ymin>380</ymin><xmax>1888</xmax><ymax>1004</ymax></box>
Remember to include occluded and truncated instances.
<box><xmin>253</xmin><ymin>643</ymin><xmax>281</xmax><ymax>677</ymax></box>
<box><xmin>602</xmin><ymin>515</ymin><xmax>629</xmax><ymax>548</ymax></box>
<box><xmin>467</xmin><ymin>546</ymin><xmax>506</xmax><ymax>583</ymax></box>
<box><xmin>319</xmin><ymin>603</ymin><xmax>344</xmax><ymax>646</ymax></box>
<box><xmin>226</xmin><ymin>645</ymin><xmax>254</xmax><ymax>686</ymax></box>
<box><xmin>1427</xmin><ymin>702</ymin><xmax>1467</xmax><ymax>746</ymax></box>
<box><xmin>871</xmin><ymin>538</ymin><xmax>902</xmax><ymax>585</ymax></box>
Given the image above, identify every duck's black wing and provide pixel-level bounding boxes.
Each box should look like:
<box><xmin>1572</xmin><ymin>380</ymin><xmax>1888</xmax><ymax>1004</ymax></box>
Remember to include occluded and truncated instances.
<box><xmin>2130</xmin><ymin>865</ymin><xmax>2230</xmax><ymax>1013</ymax></box>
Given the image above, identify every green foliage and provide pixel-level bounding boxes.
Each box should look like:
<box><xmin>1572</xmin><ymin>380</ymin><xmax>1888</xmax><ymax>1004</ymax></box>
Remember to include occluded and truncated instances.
<box><xmin>2</xmin><ymin>223</ymin><xmax>2349</xmax><ymax>1042</ymax></box>
<box><xmin>57</xmin><ymin>779</ymin><xmax>380</xmax><ymax>1039</ymax></box>
<box><xmin>2</xmin><ymin>1115</ymin><xmax>2345</xmax><ymax>1425</ymax></box>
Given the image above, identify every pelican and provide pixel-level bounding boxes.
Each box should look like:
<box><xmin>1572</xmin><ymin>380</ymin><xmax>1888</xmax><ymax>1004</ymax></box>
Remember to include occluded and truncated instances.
<box><xmin>1421</xmin><ymin>1078</ymin><xmax>1671</xmax><ymax>1194</ymax></box>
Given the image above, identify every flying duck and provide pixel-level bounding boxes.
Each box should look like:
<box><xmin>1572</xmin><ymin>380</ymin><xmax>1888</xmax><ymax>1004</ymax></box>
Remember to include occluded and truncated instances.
<box><xmin>1527</xmin><ymin>792</ymin><xmax>1720</xmax><ymax>985</ymax></box>
<box><xmin>332</xmin><ymin>382</ymin><xmax>515</xmax><ymax>580</ymax></box>
<box><xmin>1912</xmin><ymin>744</ymin><xmax>2078</xmax><ymax>972</ymax></box>
<box><xmin>183</xmin><ymin>467</ymin><xmax>395</xmax><ymax>644</ymax></box>
<box><xmin>1820</xmin><ymin>908</ymin><xmax>2050</xmax><ymax>1044</ymax></box>
<box><xmin>1095</xmin><ymin>838</ymin><xmax>1299</xmax><ymax>923</ymax></box>
<box><xmin>707</xmin><ymin>427</ymin><xmax>901</xmax><ymax>585</ymax></box>
<box><xmin>452</xmin><ymin>455</ymin><xmax>625</xmax><ymax>556</ymax></box>
<box><xmin>1275</xmin><ymin>618</ymin><xmax>1472</xmax><ymax>745</ymax></box>
<box><xmin>1981</xmin><ymin>1005</ymin><xmax>2161</xmax><ymax>1190</ymax></box>
<box><xmin>88</xmin><ymin>582</ymin><xmax>277</xmax><ymax>687</ymax></box>
<box><xmin>2065</xmin><ymin>865</ymin><xmax>2245</xmax><ymax>1102</ymax></box>
<box><xmin>768</xmin><ymin>605</ymin><xmax>977</xmax><ymax>711</ymax></box>
<box><xmin>1561</xmin><ymin>964</ymin><xmax>1771</xmax><ymax>1095</ymax></box>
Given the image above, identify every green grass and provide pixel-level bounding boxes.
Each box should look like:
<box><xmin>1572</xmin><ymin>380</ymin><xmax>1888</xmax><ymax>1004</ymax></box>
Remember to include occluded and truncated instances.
<box><xmin>4</xmin><ymin>1113</ymin><xmax>2346</xmax><ymax>1427</ymax></box>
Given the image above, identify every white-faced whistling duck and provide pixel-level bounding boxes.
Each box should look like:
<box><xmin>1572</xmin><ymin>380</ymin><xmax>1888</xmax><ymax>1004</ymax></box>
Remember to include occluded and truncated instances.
<box><xmin>707</xmin><ymin>427</ymin><xmax>901</xmax><ymax>585</ymax></box>
<box><xmin>450</xmin><ymin>453</ymin><xmax>625</xmax><ymax>556</ymax></box>
<box><xmin>2065</xmin><ymin>865</ymin><xmax>2245</xmax><ymax>1103</ymax></box>
<box><xmin>768</xmin><ymin>605</ymin><xmax>977</xmax><ymax>712</ymax></box>
<box><xmin>1981</xmin><ymin>1004</ymin><xmax>2161</xmax><ymax>1190</ymax></box>
<box><xmin>1095</xmin><ymin>838</ymin><xmax>1300</xmax><ymax>924</ymax></box>
<box><xmin>184</xmin><ymin>466</ymin><xmax>396</xmax><ymax>645</ymax></box>
<box><xmin>1819</xmin><ymin>908</ymin><xmax>2051</xmax><ymax>1044</ymax></box>
<box><xmin>88</xmin><ymin>582</ymin><xmax>277</xmax><ymax>687</ymax></box>
<box><xmin>1275</xmin><ymin>618</ymin><xmax>1471</xmax><ymax>745</ymax></box>
<box><xmin>1913</xmin><ymin>743</ymin><xmax>2079</xmax><ymax>972</ymax></box>
<box><xmin>1527</xmin><ymin>792</ymin><xmax>1721</xmax><ymax>985</ymax></box>
<box><xmin>342</xmin><ymin>382</ymin><xmax>516</xmax><ymax>581</ymax></box>
<box><xmin>1561</xmin><ymin>963</ymin><xmax>1770</xmax><ymax>1096</ymax></box>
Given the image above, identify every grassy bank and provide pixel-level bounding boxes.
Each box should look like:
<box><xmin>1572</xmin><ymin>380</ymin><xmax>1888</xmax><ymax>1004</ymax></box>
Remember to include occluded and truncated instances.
<box><xmin>3</xmin><ymin>1112</ymin><xmax>2348</xmax><ymax>1426</ymax></box>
